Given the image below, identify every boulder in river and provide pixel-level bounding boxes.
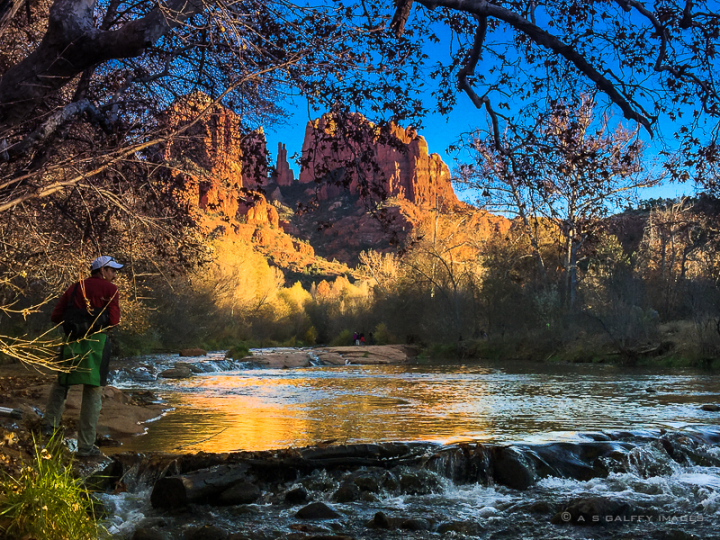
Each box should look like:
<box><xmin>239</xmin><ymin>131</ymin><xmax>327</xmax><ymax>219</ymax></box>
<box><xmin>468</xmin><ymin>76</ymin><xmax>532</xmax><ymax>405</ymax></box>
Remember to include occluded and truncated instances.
<box><xmin>491</xmin><ymin>446</ymin><xmax>537</xmax><ymax>490</ymax></box>
<box><xmin>296</xmin><ymin>502</ymin><xmax>341</xmax><ymax>520</ymax></box>
<box><xmin>701</xmin><ymin>404</ymin><xmax>720</xmax><ymax>412</ymax></box>
<box><xmin>400</xmin><ymin>518</ymin><xmax>431</xmax><ymax>531</ymax></box>
<box><xmin>551</xmin><ymin>497</ymin><xmax>634</xmax><ymax>525</ymax></box>
<box><xmin>285</xmin><ymin>486</ymin><xmax>309</xmax><ymax>504</ymax></box>
<box><xmin>175</xmin><ymin>361</ymin><xmax>203</xmax><ymax>374</ymax></box>
<box><xmin>332</xmin><ymin>482</ymin><xmax>360</xmax><ymax>503</ymax></box>
<box><xmin>187</xmin><ymin>524</ymin><xmax>228</xmax><ymax>540</ymax></box>
<box><xmin>131</xmin><ymin>528</ymin><xmax>171</xmax><ymax>540</ymax></box>
<box><xmin>151</xmin><ymin>463</ymin><xmax>250</xmax><ymax>508</ymax></box>
<box><xmin>217</xmin><ymin>481</ymin><xmax>261</xmax><ymax>505</ymax></box>
<box><xmin>158</xmin><ymin>367</ymin><xmax>192</xmax><ymax>379</ymax></box>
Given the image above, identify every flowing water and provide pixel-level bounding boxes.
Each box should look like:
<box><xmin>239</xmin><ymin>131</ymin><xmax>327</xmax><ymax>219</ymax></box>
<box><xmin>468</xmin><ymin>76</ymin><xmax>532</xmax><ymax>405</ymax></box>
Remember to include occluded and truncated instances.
<box><xmin>102</xmin><ymin>350</ymin><xmax>720</xmax><ymax>539</ymax></box>
<box><xmin>109</xmin><ymin>351</ymin><xmax>720</xmax><ymax>453</ymax></box>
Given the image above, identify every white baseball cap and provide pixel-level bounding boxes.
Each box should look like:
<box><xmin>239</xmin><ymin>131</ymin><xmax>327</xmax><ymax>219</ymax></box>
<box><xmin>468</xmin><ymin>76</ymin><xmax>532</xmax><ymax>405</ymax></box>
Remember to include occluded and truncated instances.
<box><xmin>90</xmin><ymin>256</ymin><xmax>124</xmax><ymax>271</ymax></box>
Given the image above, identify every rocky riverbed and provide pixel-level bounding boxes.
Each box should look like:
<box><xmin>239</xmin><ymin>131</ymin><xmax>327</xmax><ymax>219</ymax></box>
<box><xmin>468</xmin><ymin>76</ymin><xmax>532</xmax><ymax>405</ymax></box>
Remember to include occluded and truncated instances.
<box><xmin>96</xmin><ymin>427</ymin><xmax>720</xmax><ymax>539</ymax></box>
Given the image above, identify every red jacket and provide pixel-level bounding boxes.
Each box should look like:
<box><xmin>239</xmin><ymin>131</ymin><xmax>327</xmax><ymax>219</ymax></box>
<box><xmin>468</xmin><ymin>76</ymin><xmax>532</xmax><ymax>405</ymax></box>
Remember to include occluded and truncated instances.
<box><xmin>51</xmin><ymin>275</ymin><xmax>120</xmax><ymax>326</ymax></box>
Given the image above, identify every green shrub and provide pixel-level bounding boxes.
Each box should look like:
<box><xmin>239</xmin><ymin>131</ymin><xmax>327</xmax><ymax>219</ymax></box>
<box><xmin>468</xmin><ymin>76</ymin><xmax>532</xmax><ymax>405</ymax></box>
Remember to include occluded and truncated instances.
<box><xmin>372</xmin><ymin>323</ymin><xmax>394</xmax><ymax>345</ymax></box>
<box><xmin>330</xmin><ymin>329</ymin><xmax>353</xmax><ymax>346</ymax></box>
<box><xmin>0</xmin><ymin>437</ymin><xmax>102</xmax><ymax>540</ymax></box>
<box><xmin>114</xmin><ymin>328</ymin><xmax>161</xmax><ymax>357</ymax></box>
<box><xmin>225</xmin><ymin>342</ymin><xmax>251</xmax><ymax>359</ymax></box>
<box><xmin>304</xmin><ymin>326</ymin><xmax>317</xmax><ymax>345</ymax></box>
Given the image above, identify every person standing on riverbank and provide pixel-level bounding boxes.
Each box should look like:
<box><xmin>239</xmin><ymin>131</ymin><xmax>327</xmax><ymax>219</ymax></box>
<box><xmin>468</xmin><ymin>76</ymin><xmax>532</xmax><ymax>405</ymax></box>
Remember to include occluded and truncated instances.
<box><xmin>42</xmin><ymin>256</ymin><xmax>123</xmax><ymax>457</ymax></box>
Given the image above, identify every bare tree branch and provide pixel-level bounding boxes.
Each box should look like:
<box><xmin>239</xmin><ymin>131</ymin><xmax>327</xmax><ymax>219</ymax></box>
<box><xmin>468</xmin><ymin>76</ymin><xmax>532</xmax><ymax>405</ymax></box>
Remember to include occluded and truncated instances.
<box><xmin>3</xmin><ymin>99</ymin><xmax>113</xmax><ymax>159</ymax></box>
<box><xmin>615</xmin><ymin>0</ymin><xmax>719</xmax><ymax>111</ymax></box>
<box><xmin>0</xmin><ymin>0</ymin><xmax>24</xmax><ymax>38</ymax></box>
<box><xmin>415</xmin><ymin>0</ymin><xmax>654</xmax><ymax>134</ymax></box>
<box><xmin>0</xmin><ymin>0</ymin><xmax>205</xmax><ymax>131</ymax></box>
<box><xmin>390</xmin><ymin>0</ymin><xmax>414</xmax><ymax>37</ymax></box>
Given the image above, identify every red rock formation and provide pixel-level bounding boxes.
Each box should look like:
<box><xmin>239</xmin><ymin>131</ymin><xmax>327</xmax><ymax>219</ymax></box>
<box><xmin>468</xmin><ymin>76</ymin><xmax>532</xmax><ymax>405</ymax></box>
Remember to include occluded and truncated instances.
<box><xmin>239</xmin><ymin>196</ymin><xmax>280</xmax><ymax>228</ymax></box>
<box><xmin>162</xmin><ymin>93</ymin><xmax>273</xmax><ymax>226</ymax></box>
<box><xmin>163</xmin><ymin>93</ymin><xmax>244</xmax><ymax>216</ymax></box>
<box><xmin>298</xmin><ymin>113</ymin><xmax>460</xmax><ymax>210</ymax></box>
<box><xmin>274</xmin><ymin>142</ymin><xmax>295</xmax><ymax>186</ymax></box>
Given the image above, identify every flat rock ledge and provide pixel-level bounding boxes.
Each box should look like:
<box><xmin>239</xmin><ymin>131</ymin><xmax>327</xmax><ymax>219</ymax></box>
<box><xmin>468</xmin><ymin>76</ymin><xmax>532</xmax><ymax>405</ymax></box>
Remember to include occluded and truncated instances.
<box><xmin>251</xmin><ymin>345</ymin><xmax>419</xmax><ymax>369</ymax></box>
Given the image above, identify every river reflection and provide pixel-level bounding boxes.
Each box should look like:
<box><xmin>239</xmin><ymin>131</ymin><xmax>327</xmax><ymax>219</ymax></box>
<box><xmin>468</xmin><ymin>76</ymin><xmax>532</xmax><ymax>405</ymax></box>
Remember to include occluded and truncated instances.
<box><xmin>113</xmin><ymin>362</ymin><xmax>720</xmax><ymax>454</ymax></box>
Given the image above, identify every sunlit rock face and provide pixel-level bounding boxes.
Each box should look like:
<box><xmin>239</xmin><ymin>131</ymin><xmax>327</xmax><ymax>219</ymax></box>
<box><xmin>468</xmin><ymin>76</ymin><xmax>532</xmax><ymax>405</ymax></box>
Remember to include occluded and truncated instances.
<box><xmin>298</xmin><ymin>113</ymin><xmax>460</xmax><ymax>210</ymax></box>
<box><xmin>161</xmin><ymin>93</ymin><xmax>272</xmax><ymax>226</ymax></box>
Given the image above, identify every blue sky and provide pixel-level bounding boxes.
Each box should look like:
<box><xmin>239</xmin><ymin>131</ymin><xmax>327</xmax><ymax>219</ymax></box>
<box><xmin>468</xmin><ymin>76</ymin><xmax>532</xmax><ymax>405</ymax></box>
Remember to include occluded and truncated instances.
<box><xmin>260</xmin><ymin>8</ymin><xmax>698</xmax><ymax>208</ymax></box>
<box><xmin>263</xmin><ymin>95</ymin><xmax>694</xmax><ymax>207</ymax></box>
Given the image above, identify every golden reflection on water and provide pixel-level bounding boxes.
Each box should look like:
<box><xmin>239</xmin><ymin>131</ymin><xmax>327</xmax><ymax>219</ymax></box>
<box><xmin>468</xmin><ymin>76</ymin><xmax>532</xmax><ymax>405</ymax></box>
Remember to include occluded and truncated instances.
<box><xmin>111</xmin><ymin>364</ymin><xmax>720</xmax><ymax>454</ymax></box>
<box><xmin>115</xmin><ymin>368</ymin><xmax>496</xmax><ymax>453</ymax></box>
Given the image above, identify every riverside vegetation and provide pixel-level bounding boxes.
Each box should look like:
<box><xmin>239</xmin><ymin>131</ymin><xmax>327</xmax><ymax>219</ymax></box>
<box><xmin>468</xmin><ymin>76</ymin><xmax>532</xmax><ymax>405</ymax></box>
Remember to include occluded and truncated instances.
<box><xmin>1</xmin><ymin>195</ymin><xmax>720</xmax><ymax>370</ymax></box>
<box><xmin>0</xmin><ymin>436</ymin><xmax>102</xmax><ymax>539</ymax></box>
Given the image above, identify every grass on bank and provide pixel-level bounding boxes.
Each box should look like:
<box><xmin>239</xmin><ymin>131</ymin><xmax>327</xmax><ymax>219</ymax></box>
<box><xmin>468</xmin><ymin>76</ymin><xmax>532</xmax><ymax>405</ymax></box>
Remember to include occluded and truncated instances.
<box><xmin>0</xmin><ymin>437</ymin><xmax>102</xmax><ymax>540</ymax></box>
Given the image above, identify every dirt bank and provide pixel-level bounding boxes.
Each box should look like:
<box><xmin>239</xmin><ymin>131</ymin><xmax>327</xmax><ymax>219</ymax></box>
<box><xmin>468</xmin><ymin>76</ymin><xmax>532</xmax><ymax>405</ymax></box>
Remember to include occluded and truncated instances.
<box><xmin>0</xmin><ymin>362</ymin><xmax>164</xmax><ymax>443</ymax></box>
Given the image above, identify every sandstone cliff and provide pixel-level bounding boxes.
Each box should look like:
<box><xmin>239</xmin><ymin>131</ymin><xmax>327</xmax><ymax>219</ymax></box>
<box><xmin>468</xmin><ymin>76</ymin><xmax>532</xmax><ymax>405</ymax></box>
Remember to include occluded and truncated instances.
<box><xmin>162</xmin><ymin>98</ymin><xmax>508</xmax><ymax>269</ymax></box>
<box><xmin>162</xmin><ymin>93</ymin><xmax>277</xmax><ymax>228</ymax></box>
<box><xmin>297</xmin><ymin>113</ymin><xmax>460</xmax><ymax>210</ymax></box>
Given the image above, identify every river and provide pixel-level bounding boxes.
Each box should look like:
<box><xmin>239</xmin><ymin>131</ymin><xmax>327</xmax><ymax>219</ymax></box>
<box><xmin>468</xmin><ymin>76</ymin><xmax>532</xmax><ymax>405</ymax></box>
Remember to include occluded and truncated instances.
<box><xmin>101</xmin><ymin>350</ymin><xmax>720</xmax><ymax>539</ymax></box>
<box><xmin>110</xmin><ymin>351</ymin><xmax>720</xmax><ymax>453</ymax></box>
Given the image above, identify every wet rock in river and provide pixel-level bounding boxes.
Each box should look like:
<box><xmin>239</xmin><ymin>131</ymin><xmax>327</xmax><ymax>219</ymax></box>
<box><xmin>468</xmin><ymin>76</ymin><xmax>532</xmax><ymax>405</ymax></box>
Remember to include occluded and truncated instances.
<box><xmin>396</xmin><ymin>469</ymin><xmax>443</xmax><ymax>495</ymax></box>
<box><xmin>158</xmin><ymin>367</ymin><xmax>192</xmax><ymax>379</ymax></box>
<box><xmin>285</xmin><ymin>486</ymin><xmax>309</xmax><ymax>504</ymax></box>
<box><xmin>187</xmin><ymin>524</ymin><xmax>229</xmax><ymax>540</ymax></box>
<box><xmin>228</xmin><ymin>533</ymin><xmax>275</xmax><ymax>540</ymax></box>
<box><xmin>332</xmin><ymin>482</ymin><xmax>360</xmax><ymax>502</ymax></box>
<box><xmin>296</xmin><ymin>502</ymin><xmax>341</xmax><ymax>520</ymax></box>
<box><xmin>490</xmin><ymin>446</ymin><xmax>537</xmax><ymax>490</ymax></box>
<box><xmin>350</xmin><ymin>473</ymin><xmax>381</xmax><ymax>493</ymax></box>
<box><xmin>437</xmin><ymin>521</ymin><xmax>483</xmax><ymax>535</ymax></box>
<box><xmin>150</xmin><ymin>463</ymin><xmax>250</xmax><ymax>508</ymax></box>
<box><xmin>551</xmin><ymin>497</ymin><xmax>634</xmax><ymax>525</ymax></box>
<box><xmin>365</xmin><ymin>511</ymin><xmax>392</xmax><ymax>529</ymax></box>
<box><xmin>400</xmin><ymin>518</ymin><xmax>431</xmax><ymax>531</ymax></box>
<box><xmin>132</xmin><ymin>528</ymin><xmax>171</xmax><ymax>540</ymax></box>
<box><xmin>627</xmin><ymin>441</ymin><xmax>679</xmax><ymax>478</ymax></box>
<box><xmin>701</xmin><ymin>404</ymin><xmax>720</xmax><ymax>412</ymax></box>
<box><xmin>175</xmin><ymin>361</ymin><xmax>203</xmax><ymax>374</ymax></box>
<box><xmin>218</xmin><ymin>481</ymin><xmax>261</xmax><ymax>505</ymax></box>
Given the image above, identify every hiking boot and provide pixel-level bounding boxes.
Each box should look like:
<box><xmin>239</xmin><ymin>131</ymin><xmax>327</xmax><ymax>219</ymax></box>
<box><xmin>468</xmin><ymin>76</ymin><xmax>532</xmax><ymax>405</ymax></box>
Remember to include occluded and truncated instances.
<box><xmin>77</xmin><ymin>445</ymin><xmax>103</xmax><ymax>458</ymax></box>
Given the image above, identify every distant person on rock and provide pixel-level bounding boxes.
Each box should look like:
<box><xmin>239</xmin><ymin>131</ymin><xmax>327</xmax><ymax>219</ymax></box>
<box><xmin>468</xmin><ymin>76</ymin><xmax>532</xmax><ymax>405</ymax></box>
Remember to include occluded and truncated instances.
<box><xmin>42</xmin><ymin>255</ymin><xmax>123</xmax><ymax>458</ymax></box>
<box><xmin>360</xmin><ymin>333</ymin><xmax>365</xmax><ymax>345</ymax></box>
<box><xmin>354</xmin><ymin>331</ymin><xmax>360</xmax><ymax>346</ymax></box>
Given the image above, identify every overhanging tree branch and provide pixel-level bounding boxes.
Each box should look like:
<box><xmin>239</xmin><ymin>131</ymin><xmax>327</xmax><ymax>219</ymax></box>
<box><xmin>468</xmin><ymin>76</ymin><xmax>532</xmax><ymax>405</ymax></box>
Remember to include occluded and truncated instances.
<box><xmin>0</xmin><ymin>0</ymin><xmax>205</xmax><ymax>132</ymax></box>
<box><xmin>413</xmin><ymin>0</ymin><xmax>655</xmax><ymax>134</ymax></box>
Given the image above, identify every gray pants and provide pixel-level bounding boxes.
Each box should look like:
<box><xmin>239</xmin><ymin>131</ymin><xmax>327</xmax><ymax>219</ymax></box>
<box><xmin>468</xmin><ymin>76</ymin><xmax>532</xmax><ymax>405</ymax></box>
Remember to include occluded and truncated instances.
<box><xmin>44</xmin><ymin>381</ymin><xmax>102</xmax><ymax>453</ymax></box>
